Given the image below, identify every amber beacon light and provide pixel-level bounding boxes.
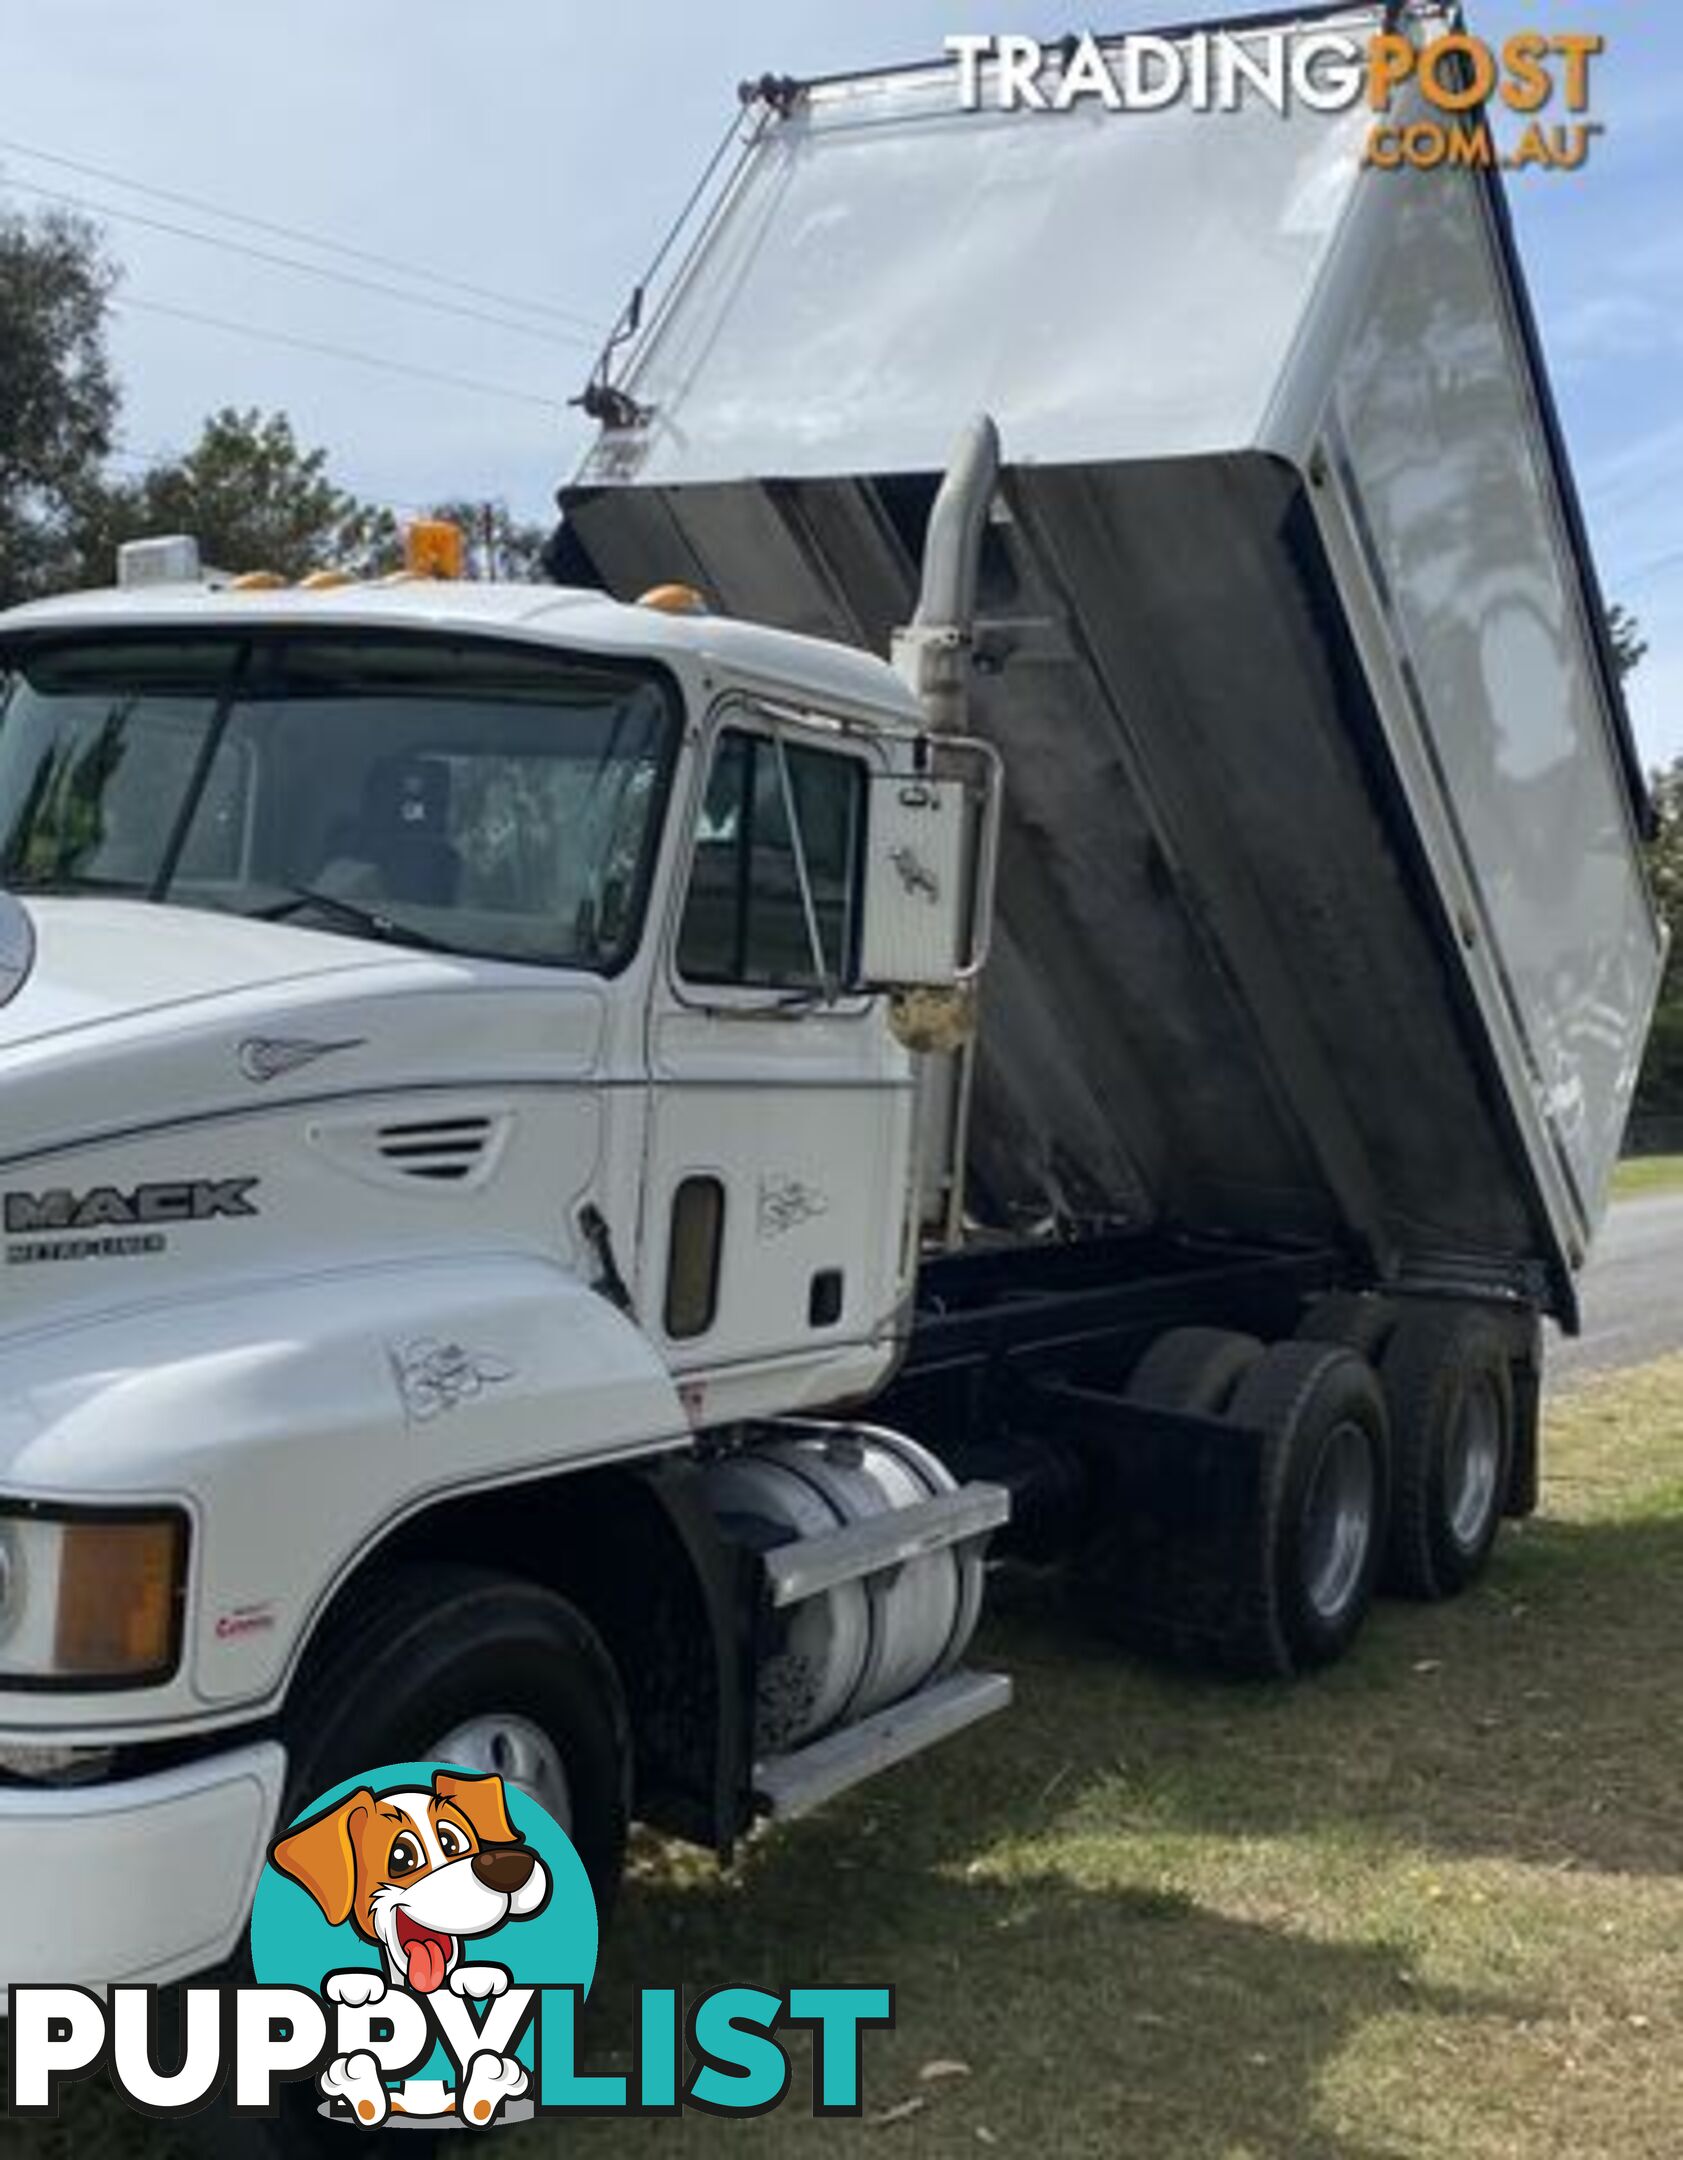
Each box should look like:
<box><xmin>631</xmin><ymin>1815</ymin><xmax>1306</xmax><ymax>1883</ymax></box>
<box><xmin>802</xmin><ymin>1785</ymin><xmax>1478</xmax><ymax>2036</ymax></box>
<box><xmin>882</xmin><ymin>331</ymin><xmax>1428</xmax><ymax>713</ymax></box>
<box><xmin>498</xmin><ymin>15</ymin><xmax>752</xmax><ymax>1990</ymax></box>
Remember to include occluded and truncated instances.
<box><xmin>405</xmin><ymin>518</ymin><xmax>467</xmax><ymax>580</ymax></box>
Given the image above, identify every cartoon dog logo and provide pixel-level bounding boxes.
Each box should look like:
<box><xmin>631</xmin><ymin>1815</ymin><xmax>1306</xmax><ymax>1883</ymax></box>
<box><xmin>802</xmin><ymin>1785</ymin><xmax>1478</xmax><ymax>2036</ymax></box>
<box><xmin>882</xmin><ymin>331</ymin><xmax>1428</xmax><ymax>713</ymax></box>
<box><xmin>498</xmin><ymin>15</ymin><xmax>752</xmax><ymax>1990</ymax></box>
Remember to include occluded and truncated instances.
<box><xmin>271</xmin><ymin>1769</ymin><xmax>550</xmax><ymax>2128</ymax></box>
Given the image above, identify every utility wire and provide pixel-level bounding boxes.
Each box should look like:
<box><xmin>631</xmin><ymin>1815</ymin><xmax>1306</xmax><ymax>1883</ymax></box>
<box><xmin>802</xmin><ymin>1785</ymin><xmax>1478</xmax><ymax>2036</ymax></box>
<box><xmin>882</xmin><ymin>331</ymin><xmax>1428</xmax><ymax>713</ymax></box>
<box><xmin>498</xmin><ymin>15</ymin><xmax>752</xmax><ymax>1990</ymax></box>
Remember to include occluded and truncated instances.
<box><xmin>113</xmin><ymin>296</ymin><xmax>573</xmax><ymax>415</ymax></box>
<box><xmin>0</xmin><ymin>174</ymin><xmax>595</xmax><ymax>353</ymax></box>
<box><xmin>109</xmin><ymin>440</ymin><xmax>442</xmax><ymax>518</ymax></box>
<box><xmin>0</xmin><ymin>131</ymin><xmax>601</xmax><ymax>335</ymax></box>
<box><xmin>1621</xmin><ymin>544</ymin><xmax>1683</xmax><ymax>590</ymax></box>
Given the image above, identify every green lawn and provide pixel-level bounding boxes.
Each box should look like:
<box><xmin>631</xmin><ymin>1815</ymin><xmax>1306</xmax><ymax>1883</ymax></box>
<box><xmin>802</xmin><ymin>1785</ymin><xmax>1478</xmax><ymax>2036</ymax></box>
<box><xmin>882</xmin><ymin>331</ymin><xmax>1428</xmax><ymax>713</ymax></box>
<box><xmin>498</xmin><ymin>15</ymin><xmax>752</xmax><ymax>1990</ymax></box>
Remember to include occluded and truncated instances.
<box><xmin>19</xmin><ymin>1360</ymin><xmax>1683</xmax><ymax>2159</ymax></box>
<box><xmin>1612</xmin><ymin>1153</ymin><xmax>1683</xmax><ymax>1198</ymax></box>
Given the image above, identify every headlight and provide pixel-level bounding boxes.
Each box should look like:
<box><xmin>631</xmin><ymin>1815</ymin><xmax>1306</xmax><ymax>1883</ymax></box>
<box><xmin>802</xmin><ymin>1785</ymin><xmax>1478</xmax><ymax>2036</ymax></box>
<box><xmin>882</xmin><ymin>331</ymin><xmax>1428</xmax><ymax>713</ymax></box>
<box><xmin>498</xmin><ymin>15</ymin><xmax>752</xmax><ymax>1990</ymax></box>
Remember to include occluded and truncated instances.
<box><xmin>0</xmin><ymin>1507</ymin><xmax>188</xmax><ymax>1688</ymax></box>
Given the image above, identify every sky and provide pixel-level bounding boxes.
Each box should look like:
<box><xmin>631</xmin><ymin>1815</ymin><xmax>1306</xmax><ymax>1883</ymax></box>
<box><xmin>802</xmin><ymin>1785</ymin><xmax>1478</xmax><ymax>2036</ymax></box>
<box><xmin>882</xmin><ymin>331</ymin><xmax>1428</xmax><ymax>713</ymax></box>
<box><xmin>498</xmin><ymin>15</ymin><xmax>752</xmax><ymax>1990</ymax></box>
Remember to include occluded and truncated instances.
<box><xmin>4</xmin><ymin>1</ymin><xmax>1678</xmax><ymax>763</ymax></box>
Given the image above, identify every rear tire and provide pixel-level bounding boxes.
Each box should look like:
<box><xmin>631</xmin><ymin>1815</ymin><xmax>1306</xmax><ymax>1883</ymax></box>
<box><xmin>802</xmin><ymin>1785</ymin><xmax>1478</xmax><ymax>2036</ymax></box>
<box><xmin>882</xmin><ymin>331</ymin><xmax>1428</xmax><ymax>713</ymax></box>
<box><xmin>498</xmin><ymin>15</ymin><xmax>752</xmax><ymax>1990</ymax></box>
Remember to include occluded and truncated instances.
<box><xmin>1126</xmin><ymin>1325</ymin><xmax>1265</xmax><ymax>1413</ymax></box>
<box><xmin>1222</xmin><ymin>1341</ymin><xmax>1389</xmax><ymax>1676</ymax></box>
<box><xmin>1295</xmin><ymin>1292</ymin><xmax>1398</xmax><ymax>1362</ymax></box>
<box><xmin>1380</xmin><ymin>1305</ymin><xmax>1514</xmax><ymax>1600</ymax></box>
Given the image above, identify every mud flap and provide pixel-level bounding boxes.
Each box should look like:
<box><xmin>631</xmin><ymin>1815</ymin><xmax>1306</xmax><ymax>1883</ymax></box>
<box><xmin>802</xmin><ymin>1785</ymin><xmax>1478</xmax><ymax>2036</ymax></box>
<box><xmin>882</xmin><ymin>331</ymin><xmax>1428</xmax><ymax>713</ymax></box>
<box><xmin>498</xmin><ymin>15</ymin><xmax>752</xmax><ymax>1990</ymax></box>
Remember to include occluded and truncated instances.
<box><xmin>1032</xmin><ymin>1381</ymin><xmax>1269</xmax><ymax>1654</ymax></box>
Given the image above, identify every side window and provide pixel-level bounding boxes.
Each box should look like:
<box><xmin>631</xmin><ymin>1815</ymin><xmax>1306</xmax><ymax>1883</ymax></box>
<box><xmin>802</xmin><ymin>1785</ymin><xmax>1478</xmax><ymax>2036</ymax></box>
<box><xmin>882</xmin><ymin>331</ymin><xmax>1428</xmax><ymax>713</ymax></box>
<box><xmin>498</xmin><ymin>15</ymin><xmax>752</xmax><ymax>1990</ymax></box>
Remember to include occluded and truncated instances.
<box><xmin>677</xmin><ymin>728</ymin><xmax>865</xmax><ymax>991</ymax></box>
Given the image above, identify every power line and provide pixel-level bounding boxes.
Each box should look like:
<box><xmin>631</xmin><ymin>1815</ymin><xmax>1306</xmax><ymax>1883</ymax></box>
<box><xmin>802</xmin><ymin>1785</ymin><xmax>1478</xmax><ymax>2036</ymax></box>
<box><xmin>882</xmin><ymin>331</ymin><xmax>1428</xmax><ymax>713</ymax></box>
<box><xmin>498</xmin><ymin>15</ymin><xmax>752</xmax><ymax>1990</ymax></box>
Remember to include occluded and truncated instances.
<box><xmin>109</xmin><ymin>440</ymin><xmax>441</xmax><ymax>516</ymax></box>
<box><xmin>113</xmin><ymin>295</ymin><xmax>573</xmax><ymax>416</ymax></box>
<box><xmin>0</xmin><ymin>174</ymin><xmax>595</xmax><ymax>353</ymax></box>
<box><xmin>1621</xmin><ymin>544</ymin><xmax>1683</xmax><ymax>590</ymax></box>
<box><xmin>0</xmin><ymin>132</ymin><xmax>601</xmax><ymax>336</ymax></box>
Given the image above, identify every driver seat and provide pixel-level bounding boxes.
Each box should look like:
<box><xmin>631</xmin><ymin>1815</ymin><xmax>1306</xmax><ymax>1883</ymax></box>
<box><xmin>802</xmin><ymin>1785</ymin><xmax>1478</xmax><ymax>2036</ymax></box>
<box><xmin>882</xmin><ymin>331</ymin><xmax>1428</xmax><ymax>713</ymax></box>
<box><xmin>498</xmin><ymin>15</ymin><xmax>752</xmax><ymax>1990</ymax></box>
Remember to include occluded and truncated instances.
<box><xmin>322</xmin><ymin>756</ymin><xmax>461</xmax><ymax>907</ymax></box>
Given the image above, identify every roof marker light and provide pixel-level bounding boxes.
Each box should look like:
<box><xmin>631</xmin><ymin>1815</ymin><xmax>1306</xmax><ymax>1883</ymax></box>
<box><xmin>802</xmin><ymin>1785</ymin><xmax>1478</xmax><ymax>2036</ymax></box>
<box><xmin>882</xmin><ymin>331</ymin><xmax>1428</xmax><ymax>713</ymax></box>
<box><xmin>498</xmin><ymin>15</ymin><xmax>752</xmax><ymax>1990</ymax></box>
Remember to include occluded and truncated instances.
<box><xmin>116</xmin><ymin>536</ymin><xmax>202</xmax><ymax>590</ymax></box>
<box><xmin>637</xmin><ymin>582</ymin><xmax>709</xmax><ymax>615</ymax></box>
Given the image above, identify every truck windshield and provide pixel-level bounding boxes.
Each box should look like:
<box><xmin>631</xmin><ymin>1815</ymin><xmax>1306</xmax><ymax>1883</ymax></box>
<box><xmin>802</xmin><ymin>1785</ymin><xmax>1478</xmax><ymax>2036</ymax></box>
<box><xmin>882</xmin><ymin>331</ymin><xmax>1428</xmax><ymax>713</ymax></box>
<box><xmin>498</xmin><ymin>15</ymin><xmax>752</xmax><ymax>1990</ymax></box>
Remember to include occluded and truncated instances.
<box><xmin>0</xmin><ymin>634</ymin><xmax>678</xmax><ymax>970</ymax></box>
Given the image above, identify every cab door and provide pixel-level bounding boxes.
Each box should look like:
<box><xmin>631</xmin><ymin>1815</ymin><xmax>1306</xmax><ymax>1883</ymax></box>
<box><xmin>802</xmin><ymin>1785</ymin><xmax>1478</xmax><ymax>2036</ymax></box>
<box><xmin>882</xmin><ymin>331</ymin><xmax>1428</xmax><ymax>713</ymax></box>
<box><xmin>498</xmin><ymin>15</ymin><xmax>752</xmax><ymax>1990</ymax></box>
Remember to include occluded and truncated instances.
<box><xmin>640</xmin><ymin>702</ymin><xmax>915</xmax><ymax>1419</ymax></box>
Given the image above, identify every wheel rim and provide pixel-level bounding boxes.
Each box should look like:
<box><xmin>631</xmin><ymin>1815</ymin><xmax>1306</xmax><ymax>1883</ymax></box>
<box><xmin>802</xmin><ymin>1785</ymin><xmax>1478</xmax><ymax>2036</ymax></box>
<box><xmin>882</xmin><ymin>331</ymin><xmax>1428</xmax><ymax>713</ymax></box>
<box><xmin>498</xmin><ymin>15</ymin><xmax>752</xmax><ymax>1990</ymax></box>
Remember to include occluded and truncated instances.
<box><xmin>428</xmin><ymin>1711</ymin><xmax>573</xmax><ymax>1833</ymax></box>
<box><xmin>1301</xmin><ymin>1419</ymin><xmax>1376</xmax><ymax>1623</ymax></box>
<box><xmin>1446</xmin><ymin>1374</ymin><xmax>1503</xmax><ymax>1554</ymax></box>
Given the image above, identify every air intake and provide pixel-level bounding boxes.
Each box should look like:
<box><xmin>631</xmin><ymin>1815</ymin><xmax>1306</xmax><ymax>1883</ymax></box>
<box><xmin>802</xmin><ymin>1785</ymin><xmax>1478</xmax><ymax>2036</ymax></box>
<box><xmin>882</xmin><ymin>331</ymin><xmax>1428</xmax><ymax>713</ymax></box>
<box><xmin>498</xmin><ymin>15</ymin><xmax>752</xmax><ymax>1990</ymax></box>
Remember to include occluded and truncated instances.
<box><xmin>374</xmin><ymin>1116</ymin><xmax>496</xmax><ymax>1183</ymax></box>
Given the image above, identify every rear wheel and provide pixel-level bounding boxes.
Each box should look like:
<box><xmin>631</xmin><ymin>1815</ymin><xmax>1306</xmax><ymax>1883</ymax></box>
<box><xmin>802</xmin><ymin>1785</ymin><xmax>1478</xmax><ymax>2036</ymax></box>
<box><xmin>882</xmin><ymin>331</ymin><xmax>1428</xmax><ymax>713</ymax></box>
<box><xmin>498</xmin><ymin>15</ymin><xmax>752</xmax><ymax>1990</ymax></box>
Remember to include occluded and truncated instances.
<box><xmin>1294</xmin><ymin>1291</ymin><xmax>1398</xmax><ymax>1362</ymax></box>
<box><xmin>1380</xmin><ymin>1305</ymin><xmax>1514</xmax><ymax>1599</ymax></box>
<box><xmin>1126</xmin><ymin>1325</ymin><xmax>1265</xmax><ymax>1414</ymax></box>
<box><xmin>1100</xmin><ymin>1332</ymin><xmax>1386</xmax><ymax>1677</ymax></box>
<box><xmin>1222</xmin><ymin>1341</ymin><xmax>1389</xmax><ymax>1676</ymax></box>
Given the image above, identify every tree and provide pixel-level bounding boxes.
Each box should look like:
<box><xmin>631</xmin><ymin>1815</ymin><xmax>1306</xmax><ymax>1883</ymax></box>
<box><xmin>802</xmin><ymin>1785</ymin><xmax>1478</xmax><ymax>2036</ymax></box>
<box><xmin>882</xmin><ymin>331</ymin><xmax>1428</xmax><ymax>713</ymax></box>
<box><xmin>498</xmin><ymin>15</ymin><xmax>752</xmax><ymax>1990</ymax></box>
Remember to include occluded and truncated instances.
<box><xmin>75</xmin><ymin>440</ymin><xmax>542</xmax><ymax>590</ymax></box>
<box><xmin>76</xmin><ymin>407</ymin><xmax>398</xmax><ymax>585</ymax></box>
<box><xmin>1608</xmin><ymin>602</ymin><xmax>1648</xmax><ymax>682</ymax></box>
<box><xmin>0</xmin><ymin>207</ymin><xmax>120</xmax><ymax>608</ymax></box>
<box><xmin>1633</xmin><ymin>754</ymin><xmax>1683</xmax><ymax>1125</ymax></box>
<box><xmin>4</xmin><ymin>202</ymin><xmax>529</xmax><ymax>595</ymax></box>
<box><xmin>1602</xmin><ymin>605</ymin><xmax>1683</xmax><ymax>1132</ymax></box>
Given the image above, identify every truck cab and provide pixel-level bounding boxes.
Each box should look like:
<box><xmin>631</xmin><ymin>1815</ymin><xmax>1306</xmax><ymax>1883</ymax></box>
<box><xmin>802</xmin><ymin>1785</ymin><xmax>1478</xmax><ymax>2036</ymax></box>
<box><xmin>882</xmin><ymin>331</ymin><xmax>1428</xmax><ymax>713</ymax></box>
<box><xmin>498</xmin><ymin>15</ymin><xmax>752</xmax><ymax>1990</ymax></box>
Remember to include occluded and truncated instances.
<box><xmin>0</xmin><ymin>560</ymin><xmax>1004</xmax><ymax>2005</ymax></box>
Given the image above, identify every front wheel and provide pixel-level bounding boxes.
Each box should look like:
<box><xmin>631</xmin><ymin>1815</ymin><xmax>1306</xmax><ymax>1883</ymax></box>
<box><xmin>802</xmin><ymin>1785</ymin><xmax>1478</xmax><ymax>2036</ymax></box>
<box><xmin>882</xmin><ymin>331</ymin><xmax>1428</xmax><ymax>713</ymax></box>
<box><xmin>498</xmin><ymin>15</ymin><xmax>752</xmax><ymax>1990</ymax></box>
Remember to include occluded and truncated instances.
<box><xmin>173</xmin><ymin>1569</ymin><xmax>631</xmax><ymax>2159</ymax></box>
<box><xmin>283</xmin><ymin>1566</ymin><xmax>631</xmax><ymax>1918</ymax></box>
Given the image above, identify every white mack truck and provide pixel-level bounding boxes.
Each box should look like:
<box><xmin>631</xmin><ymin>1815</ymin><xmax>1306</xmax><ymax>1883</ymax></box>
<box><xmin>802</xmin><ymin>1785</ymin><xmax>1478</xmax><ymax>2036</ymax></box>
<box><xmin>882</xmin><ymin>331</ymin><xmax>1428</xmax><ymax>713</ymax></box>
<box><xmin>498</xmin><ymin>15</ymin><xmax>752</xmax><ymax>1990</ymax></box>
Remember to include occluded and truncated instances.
<box><xmin>0</xmin><ymin>0</ymin><xmax>1663</xmax><ymax>2108</ymax></box>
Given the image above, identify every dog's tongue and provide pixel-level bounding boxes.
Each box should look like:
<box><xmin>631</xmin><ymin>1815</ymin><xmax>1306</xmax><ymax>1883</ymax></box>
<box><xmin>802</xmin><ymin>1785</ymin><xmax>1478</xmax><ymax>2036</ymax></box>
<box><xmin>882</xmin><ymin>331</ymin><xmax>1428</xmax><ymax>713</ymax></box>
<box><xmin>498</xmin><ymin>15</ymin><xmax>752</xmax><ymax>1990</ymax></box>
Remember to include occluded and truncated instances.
<box><xmin>405</xmin><ymin>1934</ymin><xmax>449</xmax><ymax>1995</ymax></box>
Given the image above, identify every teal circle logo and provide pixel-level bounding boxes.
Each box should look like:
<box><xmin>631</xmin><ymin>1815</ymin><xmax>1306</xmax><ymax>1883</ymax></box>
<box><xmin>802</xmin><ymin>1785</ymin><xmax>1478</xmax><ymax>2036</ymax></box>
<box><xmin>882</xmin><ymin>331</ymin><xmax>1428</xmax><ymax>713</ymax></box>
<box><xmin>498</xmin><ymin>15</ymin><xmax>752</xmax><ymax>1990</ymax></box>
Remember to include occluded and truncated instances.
<box><xmin>250</xmin><ymin>1760</ymin><xmax>596</xmax><ymax>2124</ymax></box>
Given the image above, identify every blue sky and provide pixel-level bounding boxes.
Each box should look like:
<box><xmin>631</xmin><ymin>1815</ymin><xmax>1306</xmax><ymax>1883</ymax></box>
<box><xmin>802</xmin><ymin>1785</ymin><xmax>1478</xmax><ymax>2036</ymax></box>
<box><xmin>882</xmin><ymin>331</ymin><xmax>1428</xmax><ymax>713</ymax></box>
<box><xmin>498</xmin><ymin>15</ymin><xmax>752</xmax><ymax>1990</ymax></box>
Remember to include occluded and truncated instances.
<box><xmin>4</xmin><ymin>2</ymin><xmax>1677</xmax><ymax>761</ymax></box>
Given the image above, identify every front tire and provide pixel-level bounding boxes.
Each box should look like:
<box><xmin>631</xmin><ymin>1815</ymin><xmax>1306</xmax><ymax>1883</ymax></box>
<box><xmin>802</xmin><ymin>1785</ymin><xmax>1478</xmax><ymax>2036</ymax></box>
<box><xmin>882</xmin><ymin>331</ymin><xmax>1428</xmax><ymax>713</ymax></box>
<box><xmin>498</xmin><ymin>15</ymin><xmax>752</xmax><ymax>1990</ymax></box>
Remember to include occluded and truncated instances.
<box><xmin>174</xmin><ymin>1568</ymin><xmax>631</xmax><ymax>2159</ymax></box>
<box><xmin>283</xmin><ymin>1565</ymin><xmax>631</xmax><ymax>1916</ymax></box>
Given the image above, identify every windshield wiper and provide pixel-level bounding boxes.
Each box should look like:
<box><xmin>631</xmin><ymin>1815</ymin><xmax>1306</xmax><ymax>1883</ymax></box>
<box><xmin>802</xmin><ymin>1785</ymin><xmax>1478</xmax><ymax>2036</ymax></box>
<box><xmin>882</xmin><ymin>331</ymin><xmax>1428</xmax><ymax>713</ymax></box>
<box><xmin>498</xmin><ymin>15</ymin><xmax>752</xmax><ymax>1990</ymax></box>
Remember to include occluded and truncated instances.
<box><xmin>4</xmin><ymin>871</ymin><xmax>150</xmax><ymax>897</ymax></box>
<box><xmin>252</xmin><ymin>885</ymin><xmax>460</xmax><ymax>954</ymax></box>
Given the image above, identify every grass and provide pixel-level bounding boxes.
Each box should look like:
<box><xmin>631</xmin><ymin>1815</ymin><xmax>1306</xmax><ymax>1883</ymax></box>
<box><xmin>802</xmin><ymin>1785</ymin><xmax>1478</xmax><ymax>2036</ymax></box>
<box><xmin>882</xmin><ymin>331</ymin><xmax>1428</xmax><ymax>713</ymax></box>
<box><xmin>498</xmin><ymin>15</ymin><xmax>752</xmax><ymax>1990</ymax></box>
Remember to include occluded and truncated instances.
<box><xmin>20</xmin><ymin>1360</ymin><xmax>1683</xmax><ymax>2159</ymax></box>
<box><xmin>1612</xmin><ymin>1154</ymin><xmax>1683</xmax><ymax>1198</ymax></box>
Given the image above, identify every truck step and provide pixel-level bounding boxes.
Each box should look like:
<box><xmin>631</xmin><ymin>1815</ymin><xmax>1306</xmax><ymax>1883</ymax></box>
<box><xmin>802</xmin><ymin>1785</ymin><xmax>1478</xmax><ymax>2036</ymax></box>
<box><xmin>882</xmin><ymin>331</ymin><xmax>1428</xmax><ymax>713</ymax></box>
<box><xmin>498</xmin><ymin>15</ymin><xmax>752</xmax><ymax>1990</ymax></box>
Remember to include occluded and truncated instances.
<box><xmin>753</xmin><ymin>1669</ymin><xmax>1011</xmax><ymax>1819</ymax></box>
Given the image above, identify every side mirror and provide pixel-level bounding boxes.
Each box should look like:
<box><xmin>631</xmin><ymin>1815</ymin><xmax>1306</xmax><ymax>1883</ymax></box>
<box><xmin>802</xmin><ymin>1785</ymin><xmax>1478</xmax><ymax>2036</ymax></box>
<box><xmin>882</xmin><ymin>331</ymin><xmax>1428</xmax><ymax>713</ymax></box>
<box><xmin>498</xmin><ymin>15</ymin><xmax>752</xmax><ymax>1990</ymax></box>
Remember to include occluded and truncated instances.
<box><xmin>860</xmin><ymin>749</ymin><xmax>1000</xmax><ymax>992</ymax></box>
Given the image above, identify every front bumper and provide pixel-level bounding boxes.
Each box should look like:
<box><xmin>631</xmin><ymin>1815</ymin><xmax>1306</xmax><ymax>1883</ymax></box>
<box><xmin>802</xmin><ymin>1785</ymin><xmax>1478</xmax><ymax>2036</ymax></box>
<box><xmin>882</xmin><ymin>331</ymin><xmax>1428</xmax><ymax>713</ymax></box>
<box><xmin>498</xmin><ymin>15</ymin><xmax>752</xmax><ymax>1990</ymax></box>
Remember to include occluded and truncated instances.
<box><xmin>0</xmin><ymin>1740</ymin><xmax>285</xmax><ymax>1996</ymax></box>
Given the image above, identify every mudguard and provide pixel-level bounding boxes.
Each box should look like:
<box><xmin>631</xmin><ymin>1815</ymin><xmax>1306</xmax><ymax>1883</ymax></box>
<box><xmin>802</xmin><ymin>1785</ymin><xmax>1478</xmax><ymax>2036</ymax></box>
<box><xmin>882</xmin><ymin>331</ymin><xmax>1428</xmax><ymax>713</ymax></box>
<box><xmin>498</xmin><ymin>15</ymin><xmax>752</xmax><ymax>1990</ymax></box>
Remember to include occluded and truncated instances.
<box><xmin>0</xmin><ymin>1254</ymin><xmax>688</xmax><ymax>1733</ymax></box>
